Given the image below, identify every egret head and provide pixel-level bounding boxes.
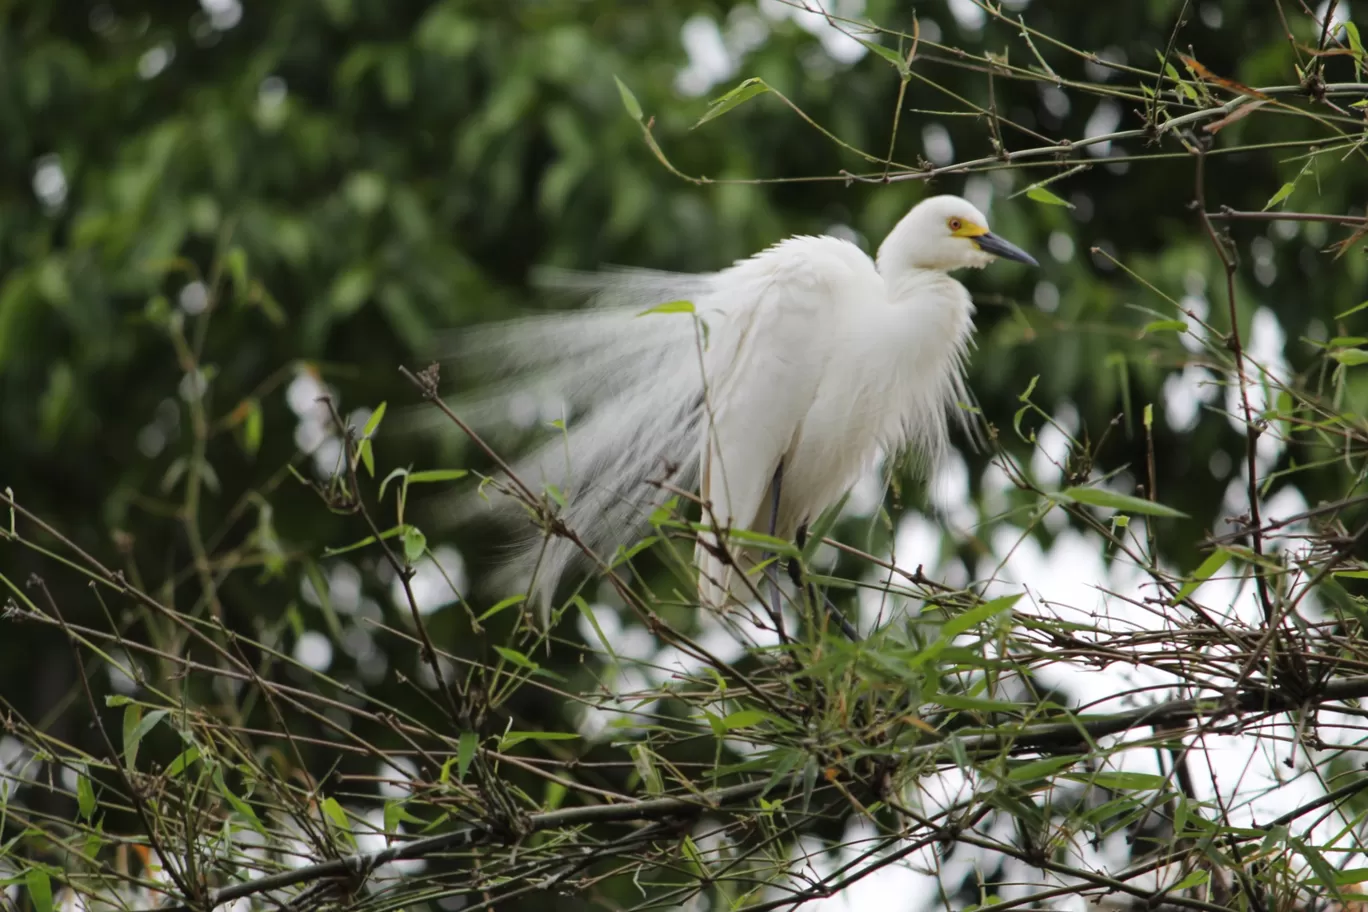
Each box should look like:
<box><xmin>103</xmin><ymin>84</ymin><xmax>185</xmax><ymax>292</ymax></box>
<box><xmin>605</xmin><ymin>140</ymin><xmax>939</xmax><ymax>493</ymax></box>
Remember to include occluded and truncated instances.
<box><xmin>878</xmin><ymin>195</ymin><xmax>1038</xmax><ymax>273</ymax></box>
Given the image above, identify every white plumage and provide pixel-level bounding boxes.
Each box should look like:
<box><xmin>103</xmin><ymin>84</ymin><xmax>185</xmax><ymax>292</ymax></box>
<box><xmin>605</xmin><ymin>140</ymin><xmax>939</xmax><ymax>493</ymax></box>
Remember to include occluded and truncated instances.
<box><xmin>432</xmin><ymin>194</ymin><xmax>1036</xmax><ymax>619</ymax></box>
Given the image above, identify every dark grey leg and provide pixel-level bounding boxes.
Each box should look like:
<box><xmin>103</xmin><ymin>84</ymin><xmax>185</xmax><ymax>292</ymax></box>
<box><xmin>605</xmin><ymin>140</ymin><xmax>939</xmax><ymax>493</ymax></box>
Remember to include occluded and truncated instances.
<box><xmin>765</xmin><ymin>462</ymin><xmax>788</xmax><ymax>642</ymax></box>
<box><xmin>790</xmin><ymin>522</ymin><xmax>860</xmax><ymax>642</ymax></box>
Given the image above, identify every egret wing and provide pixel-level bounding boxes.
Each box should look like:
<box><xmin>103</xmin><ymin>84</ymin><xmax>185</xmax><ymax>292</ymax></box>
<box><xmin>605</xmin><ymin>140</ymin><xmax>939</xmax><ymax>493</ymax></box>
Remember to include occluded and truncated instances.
<box><xmin>694</xmin><ymin>238</ymin><xmax>852</xmax><ymax>608</ymax></box>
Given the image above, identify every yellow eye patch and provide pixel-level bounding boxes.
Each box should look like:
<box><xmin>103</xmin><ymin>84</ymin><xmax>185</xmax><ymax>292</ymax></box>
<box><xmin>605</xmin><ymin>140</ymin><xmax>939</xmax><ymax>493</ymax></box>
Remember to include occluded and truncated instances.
<box><xmin>948</xmin><ymin>218</ymin><xmax>989</xmax><ymax>238</ymax></box>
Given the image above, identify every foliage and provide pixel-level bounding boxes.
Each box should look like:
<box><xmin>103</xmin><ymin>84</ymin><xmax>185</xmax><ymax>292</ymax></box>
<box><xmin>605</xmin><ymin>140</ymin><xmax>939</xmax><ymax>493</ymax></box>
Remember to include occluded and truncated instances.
<box><xmin>2</xmin><ymin>1</ymin><xmax>1368</xmax><ymax>911</ymax></box>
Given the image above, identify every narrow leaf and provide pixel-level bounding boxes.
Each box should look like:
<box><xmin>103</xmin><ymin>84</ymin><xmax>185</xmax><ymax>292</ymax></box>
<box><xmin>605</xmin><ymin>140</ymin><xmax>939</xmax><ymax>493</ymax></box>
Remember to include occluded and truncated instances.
<box><xmin>1007</xmin><ymin>755</ymin><xmax>1081</xmax><ymax>781</ymax></box>
<box><xmin>859</xmin><ymin>39</ymin><xmax>909</xmax><ymax>75</ymax></box>
<box><xmin>477</xmin><ymin>594</ymin><xmax>526</xmax><ymax>622</ymax></box>
<box><xmin>719</xmin><ymin>709</ymin><xmax>769</xmax><ymax>731</ymax></box>
<box><xmin>694</xmin><ymin>77</ymin><xmax>771</xmax><ymax>128</ymax></box>
<box><xmin>1172</xmin><ymin>870</ymin><xmax>1210</xmax><ymax>890</ymax></box>
<box><xmin>1060</xmin><ymin>486</ymin><xmax>1188</xmax><ymax>518</ymax></box>
<box><xmin>361</xmin><ymin>401</ymin><xmax>387</xmax><ymax>438</ymax></box>
<box><xmin>614</xmin><ymin>75</ymin><xmax>643</xmax><ymax>122</ymax></box>
<box><xmin>406</xmin><ymin>469</ymin><xmax>468</xmax><ymax>484</ymax></box>
<box><xmin>1025</xmin><ymin>186</ymin><xmax>1074</xmax><ymax>207</ymax></box>
<box><xmin>1089</xmin><ymin>771</ymin><xmax>1167</xmax><ymax>790</ymax></box>
<box><xmin>1263</xmin><ymin>182</ymin><xmax>1295</xmax><ymax>211</ymax></box>
<box><xmin>500</xmin><ymin>730</ymin><xmax>580</xmax><ymax>750</ymax></box>
<box><xmin>493</xmin><ymin>645</ymin><xmax>537</xmax><ymax>669</ymax></box>
<box><xmin>1331</xmin><ymin>348</ymin><xmax>1368</xmax><ymax>366</ymax></box>
<box><xmin>25</xmin><ymin>870</ymin><xmax>51</xmax><ymax>912</ymax></box>
<box><xmin>165</xmin><ymin>746</ymin><xmax>201</xmax><ymax>778</ymax></box>
<box><xmin>942</xmin><ymin>594</ymin><xmax>1020</xmax><ymax>640</ymax></box>
<box><xmin>457</xmin><ymin>731</ymin><xmax>478</xmax><ymax>782</ymax></box>
<box><xmin>1170</xmin><ymin>549</ymin><xmax>1232</xmax><ymax>605</ymax></box>
<box><xmin>77</xmin><ymin>771</ymin><xmax>95</xmax><ymax>820</ymax></box>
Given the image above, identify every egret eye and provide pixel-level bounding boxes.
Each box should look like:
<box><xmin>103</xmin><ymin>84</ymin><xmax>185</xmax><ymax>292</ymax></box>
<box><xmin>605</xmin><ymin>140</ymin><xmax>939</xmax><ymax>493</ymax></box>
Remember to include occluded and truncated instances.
<box><xmin>948</xmin><ymin>217</ymin><xmax>963</xmax><ymax>232</ymax></box>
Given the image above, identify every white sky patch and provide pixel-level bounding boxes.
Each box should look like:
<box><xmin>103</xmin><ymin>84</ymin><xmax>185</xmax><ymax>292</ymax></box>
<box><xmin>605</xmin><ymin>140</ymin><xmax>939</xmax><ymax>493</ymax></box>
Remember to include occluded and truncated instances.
<box><xmin>963</xmin><ymin>174</ymin><xmax>994</xmax><ymax>218</ymax></box>
<box><xmin>577</xmin><ymin>663</ymin><xmax>658</xmax><ymax>740</ymax></box>
<box><xmin>199</xmin><ymin>0</ymin><xmax>241</xmax><ymax>30</ymax></box>
<box><xmin>758</xmin><ymin>0</ymin><xmax>870</xmax><ymax>64</ymax></box>
<box><xmin>927</xmin><ymin>447</ymin><xmax>974</xmax><ymax>530</ymax></box>
<box><xmin>138</xmin><ymin>43</ymin><xmax>174</xmax><ymax>79</ymax></box>
<box><xmin>921</xmin><ymin>122</ymin><xmax>954</xmax><ymax>165</ymax></box>
<box><xmin>293</xmin><ymin>630</ymin><xmax>333</xmax><ymax>671</ymax></box>
<box><xmin>392</xmin><ymin>545</ymin><xmax>467</xmax><ymax>615</ymax></box>
<box><xmin>1162</xmin><ymin>363</ymin><xmax>1217</xmax><ymax>433</ymax></box>
<box><xmin>32</xmin><ymin>154</ymin><xmax>67</xmax><ymax>211</ymax></box>
<box><xmin>1224</xmin><ymin>307</ymin><xmax>1288</xmax><ymax>472</ymax></box>
<box><xmin>946</xmin><ymin>0</ymin><xmax>986</xmax><ymax>31</ymax></box>
<box><xmin>1315</xmin><ymin>0</ymin><xmax>1352</xmax><ymax>31</ymax></box>
<box><xmin>676</xmin><ymin>15</ymin><xmax>736</xmax><ymax>97</ymax></box>
<box><xmin>1083</xmin><ymin>100</ymin><xmax>1123</xmax><ymax>156</ymax></box>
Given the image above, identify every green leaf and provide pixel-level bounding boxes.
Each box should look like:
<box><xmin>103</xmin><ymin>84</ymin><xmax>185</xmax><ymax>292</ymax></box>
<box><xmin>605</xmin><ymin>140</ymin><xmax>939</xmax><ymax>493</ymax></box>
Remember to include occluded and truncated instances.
<box><xmin>361</xmin><ymin>401</ymin><xmax>387</xmax><ymax>438</ymax></box>
<box><xmin>614</xmin><ymin>75</ymin><xmax>643</xmax><ymax>122</ymax></box>
<box><xmin>212</xmin><ymin>768</ymin><xmax>267</xmax><ymax>835</ymax></box>
<box><xmin>680</xmin><ymin>833</ymin><xmax>706</xmax><ymax>870</ymax></box>
<box><xmin>1327</xmin><ymin>868</ymin><xmax>1368</xmax><ymax>886</ymax></box>
<box><xmin>1331</xmin><ymin>348</ymin><xmax>1368</xmax><ymax>366</ymax></box>
<box><xmin>378</xmin><ymin>467</ymin><xmax>408</xmax><ymax>503</ymax></box>
<box><xmin>610</xmin><ymin>535</ymin><xmax>658</xmax><ymax>568</ymax></box>
<box><xmin>1088</xmin><ymin>771</ymin><xmax>1167</xmax><ymax>790</ymax></box>
<box><xmin>477</xmin><ymin>594</ymin><xmax>525</xmax><ymax>622</ymax></box>
<box><xmin>1343</xmin><ymin>21</ymin><xmax>1364</xmax><ymax>78</ymax></box>
<box><xmin>493</xmin><ymin>645</ymin><xmax>538</xmax><ymax>669</ymax></box>
<box><xmin>1007</xmin><ymin>755</ymin><xmax>1081</xmax><ymax>781</ymax></box>
<box><xmin>1025</xmin><ymin>186</ymin><xmax>1074</xmax><ymax>208</ymax></box>
<box><xmin>694</xmin><ymin>77</ymin><xmax>771</xmax><ymax>128</ymax></box>
<box><xmin>25</xmin><ymin>869</ymin><xmax>51</xmax><ymax>912</ymax></box>
<box><xmin>719</xmin><ymin>709</ymin><xmax>769</xmax><ymax>731</ymax></box>
<box><xmin>859</xmin><ymin>39</ymin><xmax>909</xmax><ymax>76</ymax></box>
<box><xmin>632</xmin><ymin>743</ymin><xmax>663</xmax><ymax>795</ymax></box>
<box><xmin>636</xmin><ymin>300</ymin><xmax>694</xmax><ymax>316</ymax></box>
<box><xmin>122</xmin><ymin>705</ymin><xmax>168</xmax><ymax>770</ymax></box>
<box><xmin>500</xmin><ymin>730</ymin><xmax>580</xmax><ymax>750</ymax></box>
<box><xmin>76</xmin><ymin>770</ymin><xmax>95</xmax><ymax>820</ymax></box>
<box><xmin>911</xmin><ymin>595</ymin><xmax>1020</xmax><ymax>669</ymax></box>
<box><xmin>242</xmin><ymin>398</ymin><xmax>263</xmax><ymax>457</ymax></box>
<box><xmin>942</xmin><ymin>594</ymin><xmax>1020</xmax><ymax>641</ymax></box>
<box><xmin>1142</xmin><ymin>320</ymin><xmax>1187</xmax><ymax>334</ymax></box>
<box><xmin>1170</xmin><ymin>549</ymin><xmax>1232</xmax><ymax>605</ymax></box>
<box><xmin>708</xmin><ymin>526</ymin><xmax>801</xmax><ymax>557</ymax></box>
<box><xmin>1060</xmin><ymin>486</ymin><xmax>1188</xmax><ymax>518</ymax></box>
<box><xmin>407</xmin><ymin>469</ymin><xmax>468</xmax><ymax>484</ymax></box>
<box><xmin>402</xmin><ymin>525</ymin><xmax>427</xmax><ymax>563</ymax></box>
<box><xmin>1262</xmin><ymin>182</ymin><xmax>1295</xmax><ymax>211</ymax></box>
<box><xmin>457</xmin><ymin>731</ymin><xmax>478</xmax><ymax>782</ymax></box>
<box><xmin>165</xmin><ymin>746</ymin><xmax>201</xmax><ymax>778</ymax></box>
<box><xmin>321</xmin><ymin>797</ymin><xmax>355</xmax><ymax>847</ymax></box>
<box><xmin>322</xmin><ymin>523</ymin><xmax>406</xmax><ymax>557</ymax></box>
<box><xmin>1291</xmin><ymin>836</ymin><xmax>1342</xmax><ymax>897</ymax></box>
<box><xmin>1172</xmin><ymin>870</ymin><xmax>1209</xmax><ymax>890</ymax></box>
<box><xmin>358</xmin><ymin>439</ymin><xmax>375</xmax><ymax>477</ymax></box>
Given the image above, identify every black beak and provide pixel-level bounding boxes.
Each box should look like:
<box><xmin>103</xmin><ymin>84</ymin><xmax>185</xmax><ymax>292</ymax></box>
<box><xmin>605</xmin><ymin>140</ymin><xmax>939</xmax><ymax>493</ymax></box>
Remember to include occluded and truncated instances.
<box><xmin>975</xmin><ymin>232</ymin><xmax>1039</xmax><ymax>267</ymax></box>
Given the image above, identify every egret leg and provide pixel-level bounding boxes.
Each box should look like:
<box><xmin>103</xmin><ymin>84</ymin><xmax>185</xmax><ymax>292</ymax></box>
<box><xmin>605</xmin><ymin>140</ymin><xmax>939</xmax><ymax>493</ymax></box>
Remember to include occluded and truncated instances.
<box><xmin>764</xmin><ymin>463</ymin><xmax>788</xmax><ymax>642</ymax></box>
<box><xmin>790</xmin><ymin>523</ymin><xmax>860</xmax><ymax>642</ymax></box>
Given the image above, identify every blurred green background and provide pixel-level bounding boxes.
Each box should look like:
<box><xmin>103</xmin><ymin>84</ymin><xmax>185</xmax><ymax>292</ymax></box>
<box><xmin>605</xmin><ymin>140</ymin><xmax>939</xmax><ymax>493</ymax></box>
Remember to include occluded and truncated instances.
<box><xmin>2</xmin><ymin>0</ymin><xmax>1367</xmax><ymax>900</ymax></box>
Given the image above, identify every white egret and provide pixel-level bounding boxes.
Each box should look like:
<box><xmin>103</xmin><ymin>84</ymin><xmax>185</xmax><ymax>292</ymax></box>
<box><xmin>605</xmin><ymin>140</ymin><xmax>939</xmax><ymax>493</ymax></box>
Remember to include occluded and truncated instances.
<box><xmin>436</xmin><ymin>195</ymin><xmax>1037</xmax><ymax>621</ymax></box>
